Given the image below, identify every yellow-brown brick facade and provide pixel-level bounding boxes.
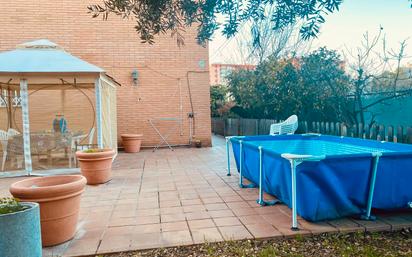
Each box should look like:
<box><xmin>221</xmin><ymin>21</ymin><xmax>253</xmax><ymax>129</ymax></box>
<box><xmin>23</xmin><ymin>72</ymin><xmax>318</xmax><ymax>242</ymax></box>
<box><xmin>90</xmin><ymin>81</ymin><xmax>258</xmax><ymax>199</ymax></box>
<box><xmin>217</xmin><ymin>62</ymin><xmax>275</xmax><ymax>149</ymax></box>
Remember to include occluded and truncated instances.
<box><xmin>0</xmin><ymin>0</ymin><xmax>211</xmax><ymax>147</ymax></box>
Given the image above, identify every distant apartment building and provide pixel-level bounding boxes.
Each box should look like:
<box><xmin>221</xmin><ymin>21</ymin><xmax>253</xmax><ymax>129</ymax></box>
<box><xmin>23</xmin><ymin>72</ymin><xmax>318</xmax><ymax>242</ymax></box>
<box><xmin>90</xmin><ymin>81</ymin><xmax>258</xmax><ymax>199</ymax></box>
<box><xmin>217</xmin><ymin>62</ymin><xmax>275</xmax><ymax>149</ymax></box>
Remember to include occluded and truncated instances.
<box><xmin>210</xmin><ymin>63</ymin><xmax>256</xmax><ymax>85</ymax></box>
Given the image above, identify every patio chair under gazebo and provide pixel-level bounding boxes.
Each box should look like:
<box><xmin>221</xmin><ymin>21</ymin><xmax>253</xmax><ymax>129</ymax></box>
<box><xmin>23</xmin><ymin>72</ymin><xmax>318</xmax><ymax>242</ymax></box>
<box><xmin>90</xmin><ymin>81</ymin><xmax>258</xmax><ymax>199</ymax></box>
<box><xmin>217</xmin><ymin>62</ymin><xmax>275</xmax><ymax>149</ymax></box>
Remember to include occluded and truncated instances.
<box><xmin>0</xmin><ymin>39</ymin><xmax>118</xmax><ymax>177</ymax></box>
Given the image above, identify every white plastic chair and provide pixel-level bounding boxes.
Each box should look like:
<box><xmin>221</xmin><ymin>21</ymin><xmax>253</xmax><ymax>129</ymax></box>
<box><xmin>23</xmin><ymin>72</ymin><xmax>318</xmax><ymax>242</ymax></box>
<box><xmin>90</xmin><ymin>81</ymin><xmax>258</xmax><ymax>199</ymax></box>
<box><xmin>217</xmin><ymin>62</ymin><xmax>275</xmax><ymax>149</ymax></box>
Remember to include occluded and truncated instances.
<box><xmin>269</xmin><ymin>115</ymin><xmax>298</xmax><ymax>135</ymax></box>
<box><xmin>0</xmin><ymin>130</ymin><xmax>8</xmax><ymax>171</ymax></box>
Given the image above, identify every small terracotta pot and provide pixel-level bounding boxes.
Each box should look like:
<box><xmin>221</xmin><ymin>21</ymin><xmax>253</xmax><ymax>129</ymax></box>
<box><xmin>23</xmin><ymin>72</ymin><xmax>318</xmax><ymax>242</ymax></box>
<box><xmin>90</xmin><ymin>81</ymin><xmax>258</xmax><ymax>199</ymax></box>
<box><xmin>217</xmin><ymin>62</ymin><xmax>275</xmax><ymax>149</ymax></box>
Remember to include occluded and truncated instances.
<box><xmin>9</xmin><ymin>175</ymin><xmax>86</xmax><ymax>246</ymax></box>
<box><xmin>194</xmin><ymin>140</ymin><xmax>202</xmax><ymax>148</ymax></box>
<box><xmin>76</xmin><ymin>149</ymin><xmax>115</xmax><ymax>185</ymax></box>
<box><xmin>121</xmin><ymin>134</ymin><xmax>143</xmax><ymax>153</ymax></box>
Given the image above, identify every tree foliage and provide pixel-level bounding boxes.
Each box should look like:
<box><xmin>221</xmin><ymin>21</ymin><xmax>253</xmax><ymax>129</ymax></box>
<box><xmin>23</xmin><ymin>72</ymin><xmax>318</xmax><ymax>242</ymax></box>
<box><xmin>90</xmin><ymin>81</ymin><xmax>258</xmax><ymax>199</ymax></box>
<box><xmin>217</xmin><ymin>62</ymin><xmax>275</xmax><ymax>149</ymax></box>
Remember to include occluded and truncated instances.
<box><xmin>88</xmin><ymin>0</ymin><xmax>343</xmax><ymax>45</ymax></box>
<box><xmin>225</xmin><ymin>47</ymin><xmax>351</xmax><ymax>122</ymax></box>
<box><xmin>210</xmin><ymin>84</ymin><xmax>232</xmax><ymax>117</ymax></box>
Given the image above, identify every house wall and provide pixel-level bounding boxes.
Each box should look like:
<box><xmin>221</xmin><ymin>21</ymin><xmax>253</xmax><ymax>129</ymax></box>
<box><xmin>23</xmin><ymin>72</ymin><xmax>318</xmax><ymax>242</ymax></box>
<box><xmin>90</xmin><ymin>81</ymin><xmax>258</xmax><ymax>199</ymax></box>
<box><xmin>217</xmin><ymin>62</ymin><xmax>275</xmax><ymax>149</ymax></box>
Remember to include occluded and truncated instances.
<box><xmin>0</xmin><ymin>0</ymin><xmax>211</xmax><ymax>147</ymax></box>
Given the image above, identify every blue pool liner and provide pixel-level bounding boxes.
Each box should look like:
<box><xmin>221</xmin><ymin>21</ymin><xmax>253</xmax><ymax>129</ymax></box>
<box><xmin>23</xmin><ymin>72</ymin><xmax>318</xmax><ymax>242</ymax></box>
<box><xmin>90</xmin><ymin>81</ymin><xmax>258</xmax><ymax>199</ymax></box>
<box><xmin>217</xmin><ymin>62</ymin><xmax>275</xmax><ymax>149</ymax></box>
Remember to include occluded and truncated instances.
<box><xmin>230</xmin><ymin>135</ymin><xmax>412</xmax><ymax>221</ymax></box>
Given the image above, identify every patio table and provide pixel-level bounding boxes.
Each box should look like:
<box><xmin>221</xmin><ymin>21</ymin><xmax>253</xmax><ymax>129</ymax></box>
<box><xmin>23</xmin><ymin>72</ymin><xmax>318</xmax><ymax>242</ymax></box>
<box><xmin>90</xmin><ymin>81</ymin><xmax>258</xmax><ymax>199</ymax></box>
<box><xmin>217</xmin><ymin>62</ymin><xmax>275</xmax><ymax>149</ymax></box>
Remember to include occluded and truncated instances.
<box><xmin>7</xmin><ymin>131</ymin><xmax>80</xmax><ymax>169</ymax></box>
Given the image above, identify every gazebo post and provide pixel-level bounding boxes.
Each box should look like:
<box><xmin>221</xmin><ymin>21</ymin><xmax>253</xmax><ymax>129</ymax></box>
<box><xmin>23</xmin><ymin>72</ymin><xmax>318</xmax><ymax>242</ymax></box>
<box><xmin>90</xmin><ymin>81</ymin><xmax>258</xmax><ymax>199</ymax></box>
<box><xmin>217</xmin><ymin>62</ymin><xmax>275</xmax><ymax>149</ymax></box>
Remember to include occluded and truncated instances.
<box><xmin>95</xmin><ymin>77</ymin><xmax>103</xmax><ymax>148</ymax></box>
<box><xmin>20</xmin><ymin>79</ymin><xmax>33</xmax><ymax>175</ymax></box>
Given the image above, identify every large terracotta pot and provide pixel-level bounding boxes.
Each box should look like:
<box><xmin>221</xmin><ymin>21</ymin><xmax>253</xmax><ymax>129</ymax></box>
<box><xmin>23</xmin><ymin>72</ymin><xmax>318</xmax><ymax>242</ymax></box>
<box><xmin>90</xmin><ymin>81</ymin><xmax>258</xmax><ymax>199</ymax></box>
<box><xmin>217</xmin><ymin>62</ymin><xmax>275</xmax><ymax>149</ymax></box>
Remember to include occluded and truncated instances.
<box><xmin>9</xmin><ymin>175</ymin><xmax>86</xmax><ymax>247</ymax></box>
<box><xmin>121</xmin><ymin>134</ymin><xmax>143</xmax><ymax>153</ymax></box>
<box><xmin>76</xmin><ymin>149</ymin><xmax>115</xmax><ymax>185</ymax></box>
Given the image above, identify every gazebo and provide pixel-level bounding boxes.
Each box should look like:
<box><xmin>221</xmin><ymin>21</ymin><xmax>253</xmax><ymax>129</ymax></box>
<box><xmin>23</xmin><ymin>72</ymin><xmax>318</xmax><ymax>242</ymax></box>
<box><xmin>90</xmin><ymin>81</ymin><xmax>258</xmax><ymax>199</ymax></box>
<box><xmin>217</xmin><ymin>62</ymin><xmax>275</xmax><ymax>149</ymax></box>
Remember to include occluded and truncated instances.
<box><xmin>0</xmin><ymin>39</ymin><xmax>118</xmax><ymax>177</ymax></box>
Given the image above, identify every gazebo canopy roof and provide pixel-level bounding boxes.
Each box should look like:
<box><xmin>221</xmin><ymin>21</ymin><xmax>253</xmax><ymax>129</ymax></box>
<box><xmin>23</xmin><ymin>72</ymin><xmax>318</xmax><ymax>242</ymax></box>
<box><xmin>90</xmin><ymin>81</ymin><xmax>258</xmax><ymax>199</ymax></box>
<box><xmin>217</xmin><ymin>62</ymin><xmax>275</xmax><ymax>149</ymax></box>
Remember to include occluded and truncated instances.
<box><xmin>0</xmin><ymin>39</ymin><xmax>103</xmax><ymax>73</ymax></box>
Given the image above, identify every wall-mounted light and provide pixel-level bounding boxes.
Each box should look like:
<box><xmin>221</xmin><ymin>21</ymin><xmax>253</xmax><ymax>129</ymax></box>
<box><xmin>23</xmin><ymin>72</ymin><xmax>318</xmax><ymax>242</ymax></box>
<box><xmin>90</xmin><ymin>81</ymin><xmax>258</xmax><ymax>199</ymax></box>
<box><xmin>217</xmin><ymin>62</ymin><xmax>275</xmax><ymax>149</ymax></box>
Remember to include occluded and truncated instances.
<box><xmin>132</xmin><ymin>69</ymin><xmax>139</xmax><ymax>86</ymax></box>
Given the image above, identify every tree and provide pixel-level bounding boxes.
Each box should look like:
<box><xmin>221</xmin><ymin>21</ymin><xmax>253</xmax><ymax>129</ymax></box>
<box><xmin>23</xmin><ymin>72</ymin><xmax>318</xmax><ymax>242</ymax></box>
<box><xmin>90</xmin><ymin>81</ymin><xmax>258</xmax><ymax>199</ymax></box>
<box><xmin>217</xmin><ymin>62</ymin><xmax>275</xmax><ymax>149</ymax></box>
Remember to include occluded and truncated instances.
<box><xmin>226</xmin><ymin>48</ymin><xmax>350</xmax><ymax>121</ymax></box>
<box><xmin>210</xmin><ymin>84</ymin><xmax>232</xmax><ymax>117</ymax></box>
<box><xmin>88</xmin><ymin>0</ymin><xmax>343</xmax><ymax>45</ymax></box>
<box><xmin>225</xmin><ymin>6</ymin><xmax>312</xmax><ymax>64</ymax></box>
<box><xmin>344</xmin><ymin>29</ymin><xmax>412</xmax><ymax>126</ymax></box>
<box><xmin>299</xmin><ymin>47</ymin><xmax>351</xmax><ymax>122</ymax></box>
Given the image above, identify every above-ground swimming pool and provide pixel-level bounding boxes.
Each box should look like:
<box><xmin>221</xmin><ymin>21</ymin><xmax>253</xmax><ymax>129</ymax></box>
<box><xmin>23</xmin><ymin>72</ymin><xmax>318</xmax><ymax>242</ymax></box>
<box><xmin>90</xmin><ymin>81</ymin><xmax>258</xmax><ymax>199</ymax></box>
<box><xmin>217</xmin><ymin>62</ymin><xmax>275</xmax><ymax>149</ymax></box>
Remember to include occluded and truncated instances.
<box><xmin>226</xmin><ymin>134</ymin><xmax>412</xmax><ymax>229</ymax></box>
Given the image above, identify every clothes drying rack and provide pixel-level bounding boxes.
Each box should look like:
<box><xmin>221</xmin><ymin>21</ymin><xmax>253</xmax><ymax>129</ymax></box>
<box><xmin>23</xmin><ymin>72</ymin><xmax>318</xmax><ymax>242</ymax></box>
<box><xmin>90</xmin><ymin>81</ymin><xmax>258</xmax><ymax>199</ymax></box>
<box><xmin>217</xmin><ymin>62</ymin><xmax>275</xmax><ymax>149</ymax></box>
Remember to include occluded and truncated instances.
<box><xmin>148</xmin><ymin>117</ymin><xmax>183</xmax><ymax>151</ymax></box>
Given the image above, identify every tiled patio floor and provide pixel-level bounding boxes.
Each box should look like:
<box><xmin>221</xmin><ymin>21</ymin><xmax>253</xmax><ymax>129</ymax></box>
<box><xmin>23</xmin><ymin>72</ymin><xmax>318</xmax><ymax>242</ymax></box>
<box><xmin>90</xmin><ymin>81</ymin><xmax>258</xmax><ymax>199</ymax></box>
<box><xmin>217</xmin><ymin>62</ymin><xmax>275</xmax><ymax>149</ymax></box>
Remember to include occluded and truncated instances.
<box><xmin>1</xmin><ymin>135</ymin><xmax>412</xmax><ymax>257</ymax></box>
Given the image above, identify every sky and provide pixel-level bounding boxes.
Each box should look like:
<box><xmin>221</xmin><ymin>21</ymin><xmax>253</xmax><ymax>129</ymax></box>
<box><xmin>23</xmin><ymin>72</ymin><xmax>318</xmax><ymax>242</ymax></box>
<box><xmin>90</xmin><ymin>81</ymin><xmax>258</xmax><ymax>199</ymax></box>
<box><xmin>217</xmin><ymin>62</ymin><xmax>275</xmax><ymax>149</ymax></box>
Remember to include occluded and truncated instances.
<box><xmin>209</xmin><ymin>0</ymin><xmax>412</xmax><ymax>65</ymax></box>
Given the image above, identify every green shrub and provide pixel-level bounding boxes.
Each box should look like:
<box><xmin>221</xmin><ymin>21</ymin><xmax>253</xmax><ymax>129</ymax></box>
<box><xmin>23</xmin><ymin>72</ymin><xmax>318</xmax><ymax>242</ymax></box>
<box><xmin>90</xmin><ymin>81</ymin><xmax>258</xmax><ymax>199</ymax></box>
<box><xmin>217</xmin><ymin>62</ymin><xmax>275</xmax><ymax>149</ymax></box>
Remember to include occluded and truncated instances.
<box><xmin>0</xmin><ymin>197</ymin><xmax>30</xmax><ymax>215</ymax></box>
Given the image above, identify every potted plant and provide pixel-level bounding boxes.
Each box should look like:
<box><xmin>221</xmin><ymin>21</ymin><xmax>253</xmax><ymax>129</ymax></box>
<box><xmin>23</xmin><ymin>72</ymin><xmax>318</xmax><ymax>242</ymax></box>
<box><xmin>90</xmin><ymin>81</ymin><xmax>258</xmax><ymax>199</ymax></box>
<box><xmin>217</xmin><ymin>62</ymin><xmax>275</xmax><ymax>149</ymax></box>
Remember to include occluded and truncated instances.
<box><xmin>0</xmin><ymin>198</ymin><xmax>42</xmax><ymax>256</ymax></box>
<box><xmin>193</xmin><ymin>138</ymin><xmax>202</xmax><ymax>148</ymax></box>
<box><xmin>76</xmin><ymin>148</ymin><xmax>115</xmax><ymax>184</ymax></box>
<box><xmin>121</xmin><ymin>134</ymin><xmax>143</xmax><ymax>153</ymax></box>
<box><xmin>9</xmin><ymin>175</ymin><xmax>87</xmax><ymax>246</ymax></box>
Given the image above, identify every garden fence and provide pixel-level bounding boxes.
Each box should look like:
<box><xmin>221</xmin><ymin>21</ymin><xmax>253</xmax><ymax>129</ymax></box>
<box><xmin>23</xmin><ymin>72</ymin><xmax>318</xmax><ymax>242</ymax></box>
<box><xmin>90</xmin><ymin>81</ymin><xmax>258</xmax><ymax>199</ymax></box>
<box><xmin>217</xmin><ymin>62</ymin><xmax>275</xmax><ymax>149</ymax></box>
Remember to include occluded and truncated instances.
<box><xmin>211</xmin><ymin>118</ymin><xmax>412</xmax><ymax>144</ymax></box>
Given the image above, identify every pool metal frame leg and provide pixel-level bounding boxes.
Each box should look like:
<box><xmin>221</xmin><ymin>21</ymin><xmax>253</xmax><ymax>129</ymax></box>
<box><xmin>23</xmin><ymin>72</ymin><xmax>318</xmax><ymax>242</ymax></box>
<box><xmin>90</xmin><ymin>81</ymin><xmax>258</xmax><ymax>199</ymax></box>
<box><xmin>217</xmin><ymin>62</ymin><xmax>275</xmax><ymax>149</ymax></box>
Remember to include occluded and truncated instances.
<box><xmin>257</xmin><ymin>146</ymin><xmax>281</xmax><ymax>206</ymax></box>
<box><xmin>239</xmin><ymin>140</ymin><xmax>257</xmax><ymax>188</ymax></box>
<box><xmin>281</xmin><ymin>153</ymin><xmax>325</xmax><ymax>231</ymax></box>
<box><xmin>225</xmin><ymin>137</ymin><xmax>232</xmax><ymax>176</ymax></box>
<box><xmin>289</xmin><ymin>159</ymin><xmax>299</xmax><ymax>230</ymax></box>
<box><xmin>361</xmin><ymin>152</ymin><xmax>382</xmax><ymax>221</ymax></box>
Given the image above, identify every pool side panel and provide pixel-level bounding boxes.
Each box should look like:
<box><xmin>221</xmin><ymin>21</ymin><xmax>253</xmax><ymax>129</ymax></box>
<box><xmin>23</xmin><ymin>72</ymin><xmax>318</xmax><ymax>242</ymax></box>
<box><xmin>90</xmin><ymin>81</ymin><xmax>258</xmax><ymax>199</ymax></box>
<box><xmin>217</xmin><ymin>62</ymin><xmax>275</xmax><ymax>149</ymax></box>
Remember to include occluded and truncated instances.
<box><xmin>374</xmin><ymin>154</ymin><xmax>412</xmax><ymax>209</ymax></box>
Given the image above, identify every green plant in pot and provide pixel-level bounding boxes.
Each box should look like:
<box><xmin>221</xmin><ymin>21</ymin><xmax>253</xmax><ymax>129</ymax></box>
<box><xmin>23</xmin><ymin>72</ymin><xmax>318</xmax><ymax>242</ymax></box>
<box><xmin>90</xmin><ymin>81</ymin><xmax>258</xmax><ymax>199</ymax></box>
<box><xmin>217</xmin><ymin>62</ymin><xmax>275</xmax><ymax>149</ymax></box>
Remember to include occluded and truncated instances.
<box><xmin>0</xmin><ymin>197</ymin><xmax>42</xmax><ymax>257</ymax></box>
<box><xmin>76</xmin><ymin>148</ymin><xmax>115</xmax><ymax>185</ymax></box>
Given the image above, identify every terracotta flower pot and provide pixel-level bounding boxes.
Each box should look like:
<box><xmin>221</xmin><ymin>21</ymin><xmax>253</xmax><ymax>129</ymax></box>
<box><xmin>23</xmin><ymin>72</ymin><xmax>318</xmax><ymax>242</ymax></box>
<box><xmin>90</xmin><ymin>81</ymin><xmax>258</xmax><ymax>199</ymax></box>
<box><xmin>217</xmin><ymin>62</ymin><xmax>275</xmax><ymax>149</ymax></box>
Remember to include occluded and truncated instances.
<box><xmin>9</xmin><ymin>175</ymin><xmax>86</xmax><ymax>246</ymax></box>
<box><xmin>121</xmin><ymin>134</ymin><xmax>143</xmax><ymax>153</ymax></box>
<box><xmin>76</xmin><ymin>149</ymin><xmax>115</xmax><ymax>185</ymax></box>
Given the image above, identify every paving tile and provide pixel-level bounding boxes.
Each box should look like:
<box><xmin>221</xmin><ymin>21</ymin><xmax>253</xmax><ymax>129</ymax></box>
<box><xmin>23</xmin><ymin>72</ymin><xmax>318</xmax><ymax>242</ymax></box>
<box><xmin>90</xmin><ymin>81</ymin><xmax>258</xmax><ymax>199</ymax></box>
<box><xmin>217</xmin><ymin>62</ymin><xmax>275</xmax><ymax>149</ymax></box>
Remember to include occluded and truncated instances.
<box><xmin>136</xmin><ymin>215</ymin><xmax>160</xmax><ymax>225</ymax></box>
<box><xmin>161</xmin><ymin>221</ymin><xmax>189</xmax><ymax>232</ymax></box>
<box><xmin>299</xmin><ymin>220</ymin><xmax>339</xmax><ymax>235</ymax></box>
<box><xmin>218</xmin><ymin>225</ymin><xmax>253</xmax><ymax>240</ymax></box>
<box><xmin>183</xmin><ymin>204</ymin><xmax>206</xmax><ymax>213</ymax></box>
<box><xmin>97</xmin><ymin>235</ymin><xmax>131</xmax><ymax>254</ymax></box>
<box><xmin>188</xmin><ymin>219</ymin><xmax>216</xmax><ymax>229</ymax></box>
<box><xmin>221</xmin><ymin>195</ymin><xmax>243</xmax><ymax>202</ymax></box>
<box><xmin>74</xmin><ymin>227</ymin><xmax>105</xmax><ymax>240</ymax></box>
<box><xmin>238</xmin><ymin>215</ymin><xmax>269</xmax><ymax>225</ymax></box>
<box><xmin>191</xmin><ymin>227</ymin><xmax>224</xmax><ymax>244</ymax></box>
<box><xmin>136</xmin><ymin>208</ymin><xmax>160</xmax><ymax>216</ymax></box>
<box><xmin>186</xmin><ymin>211</ymin><xmax>211</xmax><ymax>220</ymax></box>
<box><xmin>351</xmin><ymin>218</ymin><xmax>392</xmax><ymax>232</ymax></box>
<box><xmin>132</xmin><ymin>224</ymin><xmax>161</xmax><ymax>234</ymax></box>
<box><xmin>378</xmin><ymin>215</ymin><xmax>412</xmax><ymax>231</ymax></box>
<box><xmin>160</xmin><ymin>206</ymin><xmax>184</xmax><ymax>214</ymax></box>
<box><xmin>63</xmin><ymin>238</ymin><xmax>100</xmax><ymax>257</ymax></box>
<box><xmin>205</xmin><ymin>203</ymin><xmax>228</xmax><ymax>211</ymax></box>
<box><xmin>245</xmin><ymin>223</ymin><xmax>282</xmax><ymax>239</ymax></box>
<box><xmin>104</xmin><ymin>226</ymin><xmax>133</xmax><ymax>237</ymax></box>
<box><xmin>161</xmin><ymin>230</ymin><xmax>193</xmax><ymax>247</ymax></box>
<box><xmin>181</xmin><ymin>198</ymin><xmax>202</xmax><ymax>206</ymax></box>
<box><xmin>327</xmin><ymin>218</ymin><xmax>365</xmax><ymax>233</ymax></box>
<box><xmin>109</xmin><ymin>217</ymin><xmax>137</xmax><ymax>227</ymax></box>
<box><xmin>213</xmin><ymin>217</ymin><xmax>242</xmax><ymax>227</ymax></box>
<box><xmin>43</xmin><ymin>241</ymin><xmax>71</xmax><ymax>257</ymax></box>
<box><xmin>202</xmin><ymin>197</ymin><xmax>224</xmax><ymax>204</ymax></box>
<box><xmin>137</xmin><ymin>201</ymin><xmax>159</xmax><ymax>209</ymax></box>
<box><xmin>261</xmin><ymin>213</ymin><xmax>311</xmax><ymax>237</ymax></box>
<box><xmin>130</xmin><ymin>232</ymin><xmax>162</xmax><ymax>250</ymax></box>
<box><xmin>160</xmin><ymin>200</ymin><xmax>181</xmax><ymax>208</ymax></box>
<box><xmin>180</xmin><ymin>193</ymin><xmax>199</xmax><ymax>200</ymax></box>
<box><xmin>231</xmin><ymin>207</ymin><xmax>257</xmax><ymax>216</ymax></box>
<box><xmin>161</xmin><ymin>213</ymin><xmax>187</xmax><ymax>223</ymax></box>
<box><xmin>207</xmin><ymin>209</ymin><xmax>234</xmax><ymax>218</ymax></box>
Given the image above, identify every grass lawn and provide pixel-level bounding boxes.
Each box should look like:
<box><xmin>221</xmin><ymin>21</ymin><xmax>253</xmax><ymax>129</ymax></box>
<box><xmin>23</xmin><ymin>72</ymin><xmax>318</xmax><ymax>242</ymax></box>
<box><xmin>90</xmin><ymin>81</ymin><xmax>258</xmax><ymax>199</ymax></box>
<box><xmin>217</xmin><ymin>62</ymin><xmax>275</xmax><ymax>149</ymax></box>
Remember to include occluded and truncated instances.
<box><xmin>95</xmin><ymin>229</ymin><xmax>412</xmax><ymax>257</ymax></box>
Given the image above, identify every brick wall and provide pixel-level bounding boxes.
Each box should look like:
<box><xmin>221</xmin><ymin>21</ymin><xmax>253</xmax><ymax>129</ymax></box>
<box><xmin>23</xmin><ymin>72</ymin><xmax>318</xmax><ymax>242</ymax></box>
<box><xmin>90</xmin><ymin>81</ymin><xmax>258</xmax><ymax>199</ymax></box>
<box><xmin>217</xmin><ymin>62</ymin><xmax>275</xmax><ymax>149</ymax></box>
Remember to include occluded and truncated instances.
<box><xmin>0</xmin><ymin>0</ymin><xmax>211</xmax><ymax>147</ymax></box>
